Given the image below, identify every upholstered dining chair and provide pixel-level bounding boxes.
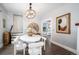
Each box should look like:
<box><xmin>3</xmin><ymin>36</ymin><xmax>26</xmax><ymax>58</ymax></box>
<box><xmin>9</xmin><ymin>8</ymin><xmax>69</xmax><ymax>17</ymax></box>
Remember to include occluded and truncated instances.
<box><xmin>28</xmin><ymin>42</ymin><xmax>44</xmax><ymax>55</ymax></box>
<box><xmin>13</xmin><ymin>36</ymin><xmax>27</xmax><ymax>55</ymax></box>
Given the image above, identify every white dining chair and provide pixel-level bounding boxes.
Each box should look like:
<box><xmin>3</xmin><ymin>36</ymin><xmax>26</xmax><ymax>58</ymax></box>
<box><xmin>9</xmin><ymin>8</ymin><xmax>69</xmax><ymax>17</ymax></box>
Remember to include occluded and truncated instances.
<box><xmin>13</xmin><ymin>36</ymin><xmax>27</xmax><ymax>55</ymax></box>
<box><xmin>28</xmin><ymin>42</ymin><xmax>44</xmax><ymax>55</ymax></box>
<box><xmin>41</xmin><ymin>37</ymin><xmax>47</xmax><ymax>50</ymax></box>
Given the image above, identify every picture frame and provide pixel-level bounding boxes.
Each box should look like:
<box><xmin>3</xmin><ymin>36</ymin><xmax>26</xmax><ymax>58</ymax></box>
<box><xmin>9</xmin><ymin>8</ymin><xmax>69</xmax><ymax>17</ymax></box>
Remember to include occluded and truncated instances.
<box><xmin>3</xmin><ymin>19</ymin><xmax>6</xmax><ymax>28</ymax></box>
<box><xmin>56</xmin><ymin>13</ymin><xmax>71</xmax><ymax>34</ymax></box>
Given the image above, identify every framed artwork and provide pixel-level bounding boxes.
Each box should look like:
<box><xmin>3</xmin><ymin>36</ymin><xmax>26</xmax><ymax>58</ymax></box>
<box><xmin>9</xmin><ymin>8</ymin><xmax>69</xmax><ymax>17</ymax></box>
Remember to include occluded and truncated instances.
<box><xmin>56</xmin><ymin>13</ymin><xmax>71</xmax><ymax>34</ymax></box>
<box><xmin>3</xmin><ymin>19</ymin><xmax>6</xmax><ymax>28</ymax></box>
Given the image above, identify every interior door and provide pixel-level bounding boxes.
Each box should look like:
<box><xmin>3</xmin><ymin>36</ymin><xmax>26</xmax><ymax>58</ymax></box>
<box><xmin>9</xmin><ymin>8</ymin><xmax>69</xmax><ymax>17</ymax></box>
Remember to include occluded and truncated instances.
<box><xmin>13</xmin><ymin>15</ymin><xmax>23</xmax><ymax>33</ymax></box>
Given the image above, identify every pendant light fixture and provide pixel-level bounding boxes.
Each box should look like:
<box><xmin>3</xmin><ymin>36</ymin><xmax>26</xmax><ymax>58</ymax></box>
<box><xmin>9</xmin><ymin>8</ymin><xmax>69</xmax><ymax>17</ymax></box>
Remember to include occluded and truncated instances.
<box><xmin>25</xmin><ymin>3</ymin><xmax>36</xmax><ymax>19</ymax></box>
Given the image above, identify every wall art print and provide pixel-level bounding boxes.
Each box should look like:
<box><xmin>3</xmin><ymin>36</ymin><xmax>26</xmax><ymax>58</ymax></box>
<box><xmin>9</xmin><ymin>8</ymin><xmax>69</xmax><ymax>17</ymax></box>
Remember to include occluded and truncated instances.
<box><xmin>56</xmin><ymin>13</ymin><xmax>71</xmax><ymax>34</ymax></box>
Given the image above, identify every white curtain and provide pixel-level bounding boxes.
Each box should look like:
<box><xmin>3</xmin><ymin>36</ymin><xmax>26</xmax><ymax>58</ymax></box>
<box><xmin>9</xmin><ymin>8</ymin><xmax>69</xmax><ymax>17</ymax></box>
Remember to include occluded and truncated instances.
<box><xmin>13</xmin><ymin>15</ymin><xmax>23</xmax><ymax>32</ymax></box>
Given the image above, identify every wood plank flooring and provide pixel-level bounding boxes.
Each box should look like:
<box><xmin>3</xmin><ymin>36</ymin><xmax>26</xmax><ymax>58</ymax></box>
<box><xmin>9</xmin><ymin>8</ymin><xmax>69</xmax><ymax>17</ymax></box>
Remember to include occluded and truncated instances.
<box><xmin>0</xmin><ymin>40</ymin><xmax>76</xmax><ymax>55</ymax></box>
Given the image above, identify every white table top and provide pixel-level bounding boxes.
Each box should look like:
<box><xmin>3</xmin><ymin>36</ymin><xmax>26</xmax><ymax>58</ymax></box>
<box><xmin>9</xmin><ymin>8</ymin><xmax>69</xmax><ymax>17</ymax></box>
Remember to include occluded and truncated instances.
<box><xmin>20</xmin><ymin>35</ymin><xmax>41</xmax><ymax>43</ymax></box>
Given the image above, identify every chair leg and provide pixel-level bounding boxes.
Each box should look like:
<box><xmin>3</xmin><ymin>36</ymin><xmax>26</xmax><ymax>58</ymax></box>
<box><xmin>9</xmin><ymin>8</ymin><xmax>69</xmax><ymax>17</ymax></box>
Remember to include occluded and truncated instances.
<box><xmin>23</xmin><ymin>48</ymin><xmax>25</xmax><ymax>55</ymax></box>
<box><xmin>40</xmin><ymin>47</ymin><xmax>42</xmax><ymax>55</ymax></box>
<box><xmin>14</xmin><ymin>48</ymin><xmax>16</xmax><ymax>55</ymax></box>
<box><xmin>44</xmin><ymin>40</ymin><xmax>46</xmax><ymax>50</ymax></box>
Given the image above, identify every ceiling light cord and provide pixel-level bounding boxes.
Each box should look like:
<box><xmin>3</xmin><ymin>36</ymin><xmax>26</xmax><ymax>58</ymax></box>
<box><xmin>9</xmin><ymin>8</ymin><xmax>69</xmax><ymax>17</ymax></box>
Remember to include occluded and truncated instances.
<box><xmin>30</xmin><ymin>3</ymin><xmax>32</xmax><ymax>10</ymax></box>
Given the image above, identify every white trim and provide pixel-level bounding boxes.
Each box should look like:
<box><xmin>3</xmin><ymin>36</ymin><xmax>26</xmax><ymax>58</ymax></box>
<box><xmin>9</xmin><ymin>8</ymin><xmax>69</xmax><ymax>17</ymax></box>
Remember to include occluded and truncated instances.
<box><xmin>50</xmin><ymin>40</ymin><xmax>77</xmax><ymax>54</ymax></box>
<box><xmin>77</xmin><ymin>27</ymin><xmax>79</xmax><ymax>55</ymax></box>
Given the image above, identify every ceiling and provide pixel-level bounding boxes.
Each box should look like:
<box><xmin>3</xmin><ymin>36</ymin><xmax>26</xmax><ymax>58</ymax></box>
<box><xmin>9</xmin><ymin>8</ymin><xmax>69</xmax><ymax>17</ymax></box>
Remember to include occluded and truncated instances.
<box><xmin>1</xmin><ymin>3</ymin><xmax>66</xmax><ymax>17</ymax></box>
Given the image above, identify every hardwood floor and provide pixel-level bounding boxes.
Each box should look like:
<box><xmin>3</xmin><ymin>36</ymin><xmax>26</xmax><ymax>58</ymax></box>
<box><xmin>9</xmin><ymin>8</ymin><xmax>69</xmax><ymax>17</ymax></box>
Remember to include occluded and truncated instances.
<box><xmin>0</xmin><ymin>40</ymin><xmax>76</xmax><ymax>55</ymax></box>
<box><xmin>43</xmin><ymin>41</ymin><xmax>76</xmax><ymax>55</ymax></box>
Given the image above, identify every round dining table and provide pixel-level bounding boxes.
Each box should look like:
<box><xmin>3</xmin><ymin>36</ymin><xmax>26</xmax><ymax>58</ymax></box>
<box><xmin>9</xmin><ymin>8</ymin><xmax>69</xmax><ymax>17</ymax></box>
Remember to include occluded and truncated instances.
<box><xmin>19</xmin><ymin>34</ymin><xmax>41</xmax><ymax>43</ymax></box>
<box><xmin>19</xmin><ymin>34</ymin><xmax>46</xmax><ymax>51</ymax></box>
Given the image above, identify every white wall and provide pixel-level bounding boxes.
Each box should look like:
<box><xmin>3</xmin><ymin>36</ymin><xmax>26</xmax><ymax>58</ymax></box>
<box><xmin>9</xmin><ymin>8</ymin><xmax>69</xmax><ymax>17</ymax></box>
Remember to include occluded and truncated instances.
<box><xmin>0</xmin><ymin>5</ymin><xmax>6</xmax><ymax>48</ymax></box>
<box><xmin>6</xmin><ymin>13</ymin><xmax>13</xmax><ymax>32</ymax></box>
<box><xmin>0</xmin><ymin>4</ymin><xmax>11</xmax><ymax>32</ymax></box>
<box><xmin>77</xmin><ymin>27</ymin><xmax>79</xmax><ymax>54</ymax></box>
<box><xmin>0</xmin><ymin>5</ymin><xmax>13</xmax><ymax>48</ymax></box>
<box><xmin>41</xmin><ymin>4</ymin><xmax>79</xmax><ymax>50</ymax></box>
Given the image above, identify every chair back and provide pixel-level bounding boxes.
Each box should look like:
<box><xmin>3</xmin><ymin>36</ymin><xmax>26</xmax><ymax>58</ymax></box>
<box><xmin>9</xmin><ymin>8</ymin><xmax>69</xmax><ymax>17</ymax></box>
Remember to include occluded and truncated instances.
<box><xmin>41</xmin><ymin>37</ymin><xmax>46</xmax><ymax>41</ymax></box>
<box><xmin>28</xmin><ymin>41</ymin><xmax>44</xmax><ymax>55</ymax></box>
<box><xmin>29</xmin><ymin>42</ymin><xmax>44</xmax><ymax>48</ymax></box>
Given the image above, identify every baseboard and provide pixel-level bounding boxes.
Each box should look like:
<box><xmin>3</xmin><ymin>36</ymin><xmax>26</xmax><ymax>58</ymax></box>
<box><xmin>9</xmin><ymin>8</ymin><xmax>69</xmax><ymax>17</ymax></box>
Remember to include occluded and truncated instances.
<box><xmin>50</xmin><ymin>40</ymin><xmax>77</xmax><ymax>54</ymax></box>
